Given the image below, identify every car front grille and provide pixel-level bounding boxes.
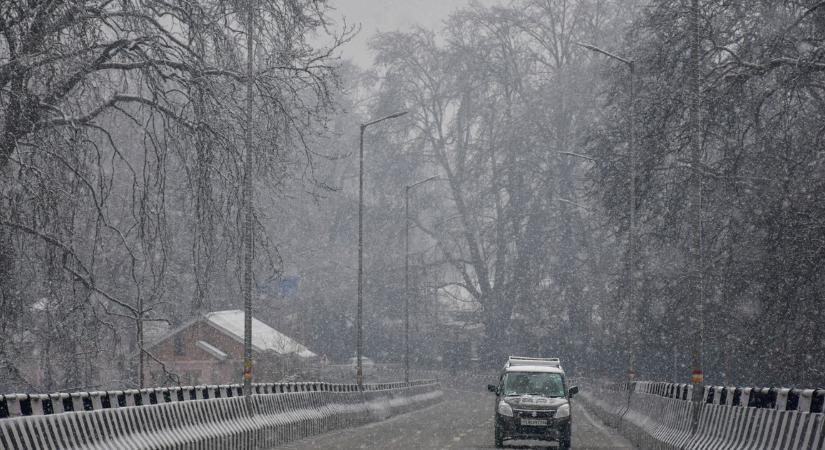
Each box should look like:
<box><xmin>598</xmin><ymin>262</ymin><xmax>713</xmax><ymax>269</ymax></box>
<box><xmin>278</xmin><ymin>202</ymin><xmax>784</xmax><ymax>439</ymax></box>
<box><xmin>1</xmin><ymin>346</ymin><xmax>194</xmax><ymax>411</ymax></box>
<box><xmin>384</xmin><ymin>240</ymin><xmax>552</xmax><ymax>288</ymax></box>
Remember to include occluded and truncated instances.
<box><xmin>514</xmin><ymin>409</ymin><xmax>555</xmax><ymax>420</ymax></box>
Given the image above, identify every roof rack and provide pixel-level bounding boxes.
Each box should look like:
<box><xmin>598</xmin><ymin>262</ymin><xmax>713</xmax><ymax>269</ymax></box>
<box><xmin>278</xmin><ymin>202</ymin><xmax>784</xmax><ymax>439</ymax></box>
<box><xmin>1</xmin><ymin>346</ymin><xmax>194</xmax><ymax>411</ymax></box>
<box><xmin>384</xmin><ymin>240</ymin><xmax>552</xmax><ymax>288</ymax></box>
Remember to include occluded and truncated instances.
<box><xmin>506</xmin><ymin>356</ymin><xmax>562</xmax><ymax>369</ymax></box>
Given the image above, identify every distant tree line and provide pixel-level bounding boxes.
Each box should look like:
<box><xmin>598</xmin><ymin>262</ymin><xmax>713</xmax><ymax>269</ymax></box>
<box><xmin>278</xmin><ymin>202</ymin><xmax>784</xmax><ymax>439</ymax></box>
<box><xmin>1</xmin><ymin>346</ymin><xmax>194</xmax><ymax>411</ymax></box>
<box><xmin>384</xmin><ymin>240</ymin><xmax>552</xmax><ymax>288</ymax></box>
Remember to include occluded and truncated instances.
<box><xmin>364</xmin><ymin>0</ymin><xmax>825</xmax><ymax>387</ymax></box>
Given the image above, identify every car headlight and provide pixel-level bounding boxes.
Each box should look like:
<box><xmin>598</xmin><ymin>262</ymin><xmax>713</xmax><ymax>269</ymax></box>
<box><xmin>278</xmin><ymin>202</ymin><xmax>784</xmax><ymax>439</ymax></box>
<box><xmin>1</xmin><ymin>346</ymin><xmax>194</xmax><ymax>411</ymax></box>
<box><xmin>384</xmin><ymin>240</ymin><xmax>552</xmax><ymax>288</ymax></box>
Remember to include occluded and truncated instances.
<box><xmin>498</xmin><ymin>401</ymin><xmax>514</xmax><ymax>417</ymax></box>
<box><xmin>555</xmin><ymin>403</ymin><xmax>570</xmax><ymax>419</ymax></box>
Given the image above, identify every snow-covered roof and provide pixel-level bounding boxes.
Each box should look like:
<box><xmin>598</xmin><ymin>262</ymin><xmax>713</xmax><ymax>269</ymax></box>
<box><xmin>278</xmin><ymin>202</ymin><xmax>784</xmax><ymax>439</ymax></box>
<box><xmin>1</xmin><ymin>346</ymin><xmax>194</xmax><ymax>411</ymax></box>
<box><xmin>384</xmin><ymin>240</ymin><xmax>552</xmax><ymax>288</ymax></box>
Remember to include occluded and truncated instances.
<box><xmin>505</xmin><ymin>365</ymin><xmax>565</xmax><ymax>374</ymax></box>
<box><xmin>505</xmin><ymin>357</ymin><xmax>564</xmax><ymax>374</ymax></box>
<box><xmin>196</xmin><ymin>340</ymin><xmax>228</xmax><ymax>360</ymax></box>
<box><xmin>205</xmin><ymin>310</ymin><xmax>316</xmax><ymax>358</ymax></box>
<box><xmin>507</xmin><ymin>356</ymin><xmax>561</xmax><ymax>368</ymax></box>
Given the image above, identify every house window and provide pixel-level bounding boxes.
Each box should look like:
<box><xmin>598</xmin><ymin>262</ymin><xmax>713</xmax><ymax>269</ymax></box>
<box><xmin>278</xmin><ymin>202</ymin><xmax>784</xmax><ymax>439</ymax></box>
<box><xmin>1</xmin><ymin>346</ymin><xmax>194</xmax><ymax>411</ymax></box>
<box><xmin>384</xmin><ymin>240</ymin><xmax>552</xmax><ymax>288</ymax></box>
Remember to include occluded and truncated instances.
<box><xmin>174</xmin><ymin>335</ymin><xmax>185</xmax><ymax>356</ymax></box>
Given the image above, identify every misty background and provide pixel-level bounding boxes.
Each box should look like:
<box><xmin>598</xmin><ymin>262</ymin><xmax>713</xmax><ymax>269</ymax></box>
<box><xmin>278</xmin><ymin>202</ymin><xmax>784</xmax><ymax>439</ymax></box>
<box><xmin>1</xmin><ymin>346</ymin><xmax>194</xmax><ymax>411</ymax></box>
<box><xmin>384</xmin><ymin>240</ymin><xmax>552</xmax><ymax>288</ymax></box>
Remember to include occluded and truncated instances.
<box><xmin>2</xmin><ymin>0</ymin><xmax>823</xmax><ymax>394</ymax></box>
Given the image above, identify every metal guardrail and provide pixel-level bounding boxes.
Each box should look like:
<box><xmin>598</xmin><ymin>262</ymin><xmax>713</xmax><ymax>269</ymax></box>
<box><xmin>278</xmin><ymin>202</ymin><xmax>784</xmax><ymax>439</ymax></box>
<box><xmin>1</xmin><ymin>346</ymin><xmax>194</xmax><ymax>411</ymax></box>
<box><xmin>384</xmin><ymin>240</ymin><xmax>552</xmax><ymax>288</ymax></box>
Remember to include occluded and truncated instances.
<box><xmin>578</xmin><ymin>379</ymin><xmax>825</xmax><ymax>449</ymax></box>
<box><xmin>0</xmin><ymin>379</ymin><xmax>435</xmax><ymax>419</ymax></box>
<box><xmin>0</xmin><ymin>380</ymin><xmax>442</xmax><ymax>449</ymax></box>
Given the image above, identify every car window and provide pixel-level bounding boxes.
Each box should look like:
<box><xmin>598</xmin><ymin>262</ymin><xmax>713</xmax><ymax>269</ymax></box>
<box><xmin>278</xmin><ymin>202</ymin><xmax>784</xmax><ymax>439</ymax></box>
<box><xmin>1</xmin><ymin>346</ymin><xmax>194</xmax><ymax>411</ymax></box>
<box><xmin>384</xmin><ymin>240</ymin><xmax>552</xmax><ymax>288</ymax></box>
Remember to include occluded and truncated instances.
<box><xmin>501</xmin><ymin>372</ymin><xmax>565</xmax><ymax>397</ymax></box>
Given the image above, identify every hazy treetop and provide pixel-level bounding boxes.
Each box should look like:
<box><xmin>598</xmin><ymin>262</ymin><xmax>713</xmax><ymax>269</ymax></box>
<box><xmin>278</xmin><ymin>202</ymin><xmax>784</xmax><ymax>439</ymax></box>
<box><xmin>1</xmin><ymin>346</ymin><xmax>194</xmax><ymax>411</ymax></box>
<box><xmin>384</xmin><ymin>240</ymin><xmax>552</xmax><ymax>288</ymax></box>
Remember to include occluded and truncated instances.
<box><xmin>328</xmin><ymin>0</ymin><xmax>502</xmax><ymax>67</ymax></box>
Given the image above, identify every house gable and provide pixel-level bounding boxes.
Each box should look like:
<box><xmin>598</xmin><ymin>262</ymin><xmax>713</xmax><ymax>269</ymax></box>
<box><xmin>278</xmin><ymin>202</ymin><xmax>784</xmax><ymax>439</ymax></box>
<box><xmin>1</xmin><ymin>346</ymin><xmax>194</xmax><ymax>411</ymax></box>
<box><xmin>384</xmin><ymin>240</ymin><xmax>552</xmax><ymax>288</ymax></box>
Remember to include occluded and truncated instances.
<box><xmin>146</xmin><ymin>320</ymin><xmax>244</xmax><ymax>363</ymax></box>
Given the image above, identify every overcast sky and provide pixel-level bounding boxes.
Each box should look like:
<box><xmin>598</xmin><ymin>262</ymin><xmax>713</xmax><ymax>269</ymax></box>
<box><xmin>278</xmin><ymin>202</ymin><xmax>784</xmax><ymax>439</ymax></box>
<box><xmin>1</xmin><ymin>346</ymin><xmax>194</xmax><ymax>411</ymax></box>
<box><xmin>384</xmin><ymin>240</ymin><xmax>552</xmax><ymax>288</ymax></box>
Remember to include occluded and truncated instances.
<box><xmin>326</xmin><ymin>0</ymin><xmax>502</xmax><ymax>68</ymax></box>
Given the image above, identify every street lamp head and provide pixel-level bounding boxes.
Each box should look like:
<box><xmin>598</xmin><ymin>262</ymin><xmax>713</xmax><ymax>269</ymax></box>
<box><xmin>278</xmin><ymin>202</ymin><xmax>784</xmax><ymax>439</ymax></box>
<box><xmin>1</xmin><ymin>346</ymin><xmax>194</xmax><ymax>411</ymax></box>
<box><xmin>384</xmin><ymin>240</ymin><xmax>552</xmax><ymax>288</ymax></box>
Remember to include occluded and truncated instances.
<box><xmin>387</xmin><ymin>111</ymin><xmax>409</xmax><ymax>119</ymax></box>
<box><xmin>363</xmin><ymin>110</ymin><xmax>409</xmax><ymax>128</ymax></box>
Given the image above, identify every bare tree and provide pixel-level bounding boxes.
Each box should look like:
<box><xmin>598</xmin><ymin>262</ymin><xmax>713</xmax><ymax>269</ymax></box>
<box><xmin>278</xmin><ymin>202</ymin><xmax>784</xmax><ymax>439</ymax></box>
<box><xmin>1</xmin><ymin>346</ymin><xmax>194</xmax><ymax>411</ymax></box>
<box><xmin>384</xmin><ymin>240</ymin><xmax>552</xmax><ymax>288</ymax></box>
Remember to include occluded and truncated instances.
<box><xmin>0</xmin><ymin>0</ymin><xmax>351</xmax><ymax>391</ymax></box>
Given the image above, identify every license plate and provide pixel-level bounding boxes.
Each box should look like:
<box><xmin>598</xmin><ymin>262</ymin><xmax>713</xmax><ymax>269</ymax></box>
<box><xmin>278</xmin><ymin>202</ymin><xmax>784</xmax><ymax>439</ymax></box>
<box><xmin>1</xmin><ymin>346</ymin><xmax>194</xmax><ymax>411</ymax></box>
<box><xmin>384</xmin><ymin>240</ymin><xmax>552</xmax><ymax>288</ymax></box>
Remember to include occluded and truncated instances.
<box><xmin>521</xmin><ymin>419</ymin><xmax>547</xmax><ymax>426</ymax></box>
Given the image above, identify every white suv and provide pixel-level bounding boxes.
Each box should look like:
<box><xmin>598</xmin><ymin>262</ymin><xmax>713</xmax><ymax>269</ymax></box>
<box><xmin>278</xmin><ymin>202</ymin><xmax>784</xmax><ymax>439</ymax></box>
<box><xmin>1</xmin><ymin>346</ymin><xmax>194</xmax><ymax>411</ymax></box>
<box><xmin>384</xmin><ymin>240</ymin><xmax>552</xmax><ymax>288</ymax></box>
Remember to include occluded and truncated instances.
<box><xmin>487</xmin><ymin>356</ymin><xmax>578</xmax><ymax>449</ymax></box>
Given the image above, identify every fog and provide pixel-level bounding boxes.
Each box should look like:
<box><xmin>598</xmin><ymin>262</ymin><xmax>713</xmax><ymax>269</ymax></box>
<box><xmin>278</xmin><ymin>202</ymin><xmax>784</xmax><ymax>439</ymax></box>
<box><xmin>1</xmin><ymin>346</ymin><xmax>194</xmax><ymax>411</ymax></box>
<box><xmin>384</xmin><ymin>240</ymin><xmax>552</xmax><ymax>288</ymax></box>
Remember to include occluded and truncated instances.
<box><xmin>2</xmin><ymin>0</ymin><xmax>823</xmax><ymax>399</ymax></box>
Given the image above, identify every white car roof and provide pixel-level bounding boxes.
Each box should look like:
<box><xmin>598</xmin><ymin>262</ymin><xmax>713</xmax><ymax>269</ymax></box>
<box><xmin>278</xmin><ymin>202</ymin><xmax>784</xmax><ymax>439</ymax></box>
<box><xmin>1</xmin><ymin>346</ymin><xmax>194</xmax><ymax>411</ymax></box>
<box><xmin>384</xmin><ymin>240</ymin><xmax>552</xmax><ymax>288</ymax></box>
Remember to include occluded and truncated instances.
<box><xmin>505</xmin><ymin>365</ymin><xmax>565</xmax><ymax>374</ymax></box>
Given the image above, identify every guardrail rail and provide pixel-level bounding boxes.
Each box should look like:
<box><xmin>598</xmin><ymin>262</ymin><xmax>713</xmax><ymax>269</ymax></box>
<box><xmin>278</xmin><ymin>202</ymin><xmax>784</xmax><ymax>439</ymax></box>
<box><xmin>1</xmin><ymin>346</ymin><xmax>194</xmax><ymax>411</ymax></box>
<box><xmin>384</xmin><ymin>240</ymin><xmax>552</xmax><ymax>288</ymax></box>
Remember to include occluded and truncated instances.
<box><xmin>0</xmin><ymin>379</ymin><xmax>442</xmax><ymax>449</ymax></box>
<box><xmin>578</xmin><ymin>378</ymin><xmax>825</xmax><ymax>450</ymax></box>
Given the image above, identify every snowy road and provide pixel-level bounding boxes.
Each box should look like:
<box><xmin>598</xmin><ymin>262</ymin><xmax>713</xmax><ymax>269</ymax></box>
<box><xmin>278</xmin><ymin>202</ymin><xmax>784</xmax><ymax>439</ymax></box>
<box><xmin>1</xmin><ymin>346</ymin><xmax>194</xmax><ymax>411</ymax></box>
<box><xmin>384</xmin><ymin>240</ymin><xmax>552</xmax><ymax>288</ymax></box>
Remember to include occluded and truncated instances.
<box><xmin>281</xmin><ymin>388</ymin><xmax>634</xmax><ymax>449</ymax></box>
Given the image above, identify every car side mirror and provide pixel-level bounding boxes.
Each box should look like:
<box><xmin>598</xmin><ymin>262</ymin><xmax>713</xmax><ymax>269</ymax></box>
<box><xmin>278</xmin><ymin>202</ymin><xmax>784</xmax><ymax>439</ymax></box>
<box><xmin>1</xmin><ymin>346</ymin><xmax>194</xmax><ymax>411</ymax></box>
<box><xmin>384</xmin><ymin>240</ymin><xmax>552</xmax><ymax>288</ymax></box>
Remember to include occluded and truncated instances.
<box><xmin>568</xmin><ymin>385</ymin><xmax>579</xmax><ymax>397</ymax></box>
<box><xmin>487</xmin><ymin>384</ymin><xmax>498</xmax><ymax>393</ymax></box>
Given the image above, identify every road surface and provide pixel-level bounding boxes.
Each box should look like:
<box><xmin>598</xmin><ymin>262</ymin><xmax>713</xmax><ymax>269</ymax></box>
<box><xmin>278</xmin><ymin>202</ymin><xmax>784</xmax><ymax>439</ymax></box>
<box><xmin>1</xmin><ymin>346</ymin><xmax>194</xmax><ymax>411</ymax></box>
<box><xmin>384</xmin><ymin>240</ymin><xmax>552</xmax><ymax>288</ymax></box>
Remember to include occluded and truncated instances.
<box><xmin>282</xmin><ymin>388</ymin><xmax>634</xmax><ymax>449</ymax></box>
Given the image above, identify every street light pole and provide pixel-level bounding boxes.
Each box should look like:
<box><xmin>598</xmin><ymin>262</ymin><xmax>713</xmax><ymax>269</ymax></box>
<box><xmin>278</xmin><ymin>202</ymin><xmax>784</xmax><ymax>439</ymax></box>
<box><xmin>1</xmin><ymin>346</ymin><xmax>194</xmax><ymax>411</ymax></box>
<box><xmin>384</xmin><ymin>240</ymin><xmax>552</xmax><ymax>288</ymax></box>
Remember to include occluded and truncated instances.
<box><xmin>242</xmin><ymin>0</ymin><xmax>256</xmax><ymax>411</ymax></box>
<box><xmin>578</xmin><ymin>42</ymin><xmax>637</xmax><ymax>383</ymax></box>
<box><xmin>404</xmin><ymin>176</ymin><xmax>439</xmax><ymax>384</ymax></box>
<box><xmin>688</xmin><ymin>0</ymin><xmax>705</xmax><ymax>414</ymax></box>
<box><xmin>357</xmin><ymin>111</ymin><xmax>408</xmax><ymax>389</ymax></box>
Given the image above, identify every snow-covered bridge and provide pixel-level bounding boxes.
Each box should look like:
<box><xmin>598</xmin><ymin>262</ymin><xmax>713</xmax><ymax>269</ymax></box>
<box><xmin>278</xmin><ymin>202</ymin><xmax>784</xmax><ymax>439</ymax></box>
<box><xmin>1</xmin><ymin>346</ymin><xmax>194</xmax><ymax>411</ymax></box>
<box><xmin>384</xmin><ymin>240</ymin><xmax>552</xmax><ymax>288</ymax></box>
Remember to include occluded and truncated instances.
<box><xmin>2</xmin><ymin>375</ymin><xmax>823</xmax><ymax>449</ymax></box>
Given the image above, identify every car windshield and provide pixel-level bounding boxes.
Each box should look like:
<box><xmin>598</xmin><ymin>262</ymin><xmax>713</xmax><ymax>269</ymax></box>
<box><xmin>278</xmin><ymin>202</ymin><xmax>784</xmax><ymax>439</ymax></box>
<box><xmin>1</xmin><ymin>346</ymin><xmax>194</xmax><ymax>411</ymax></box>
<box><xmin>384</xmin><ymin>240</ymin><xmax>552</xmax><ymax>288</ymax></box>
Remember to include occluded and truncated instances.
<box><xmin>502</xmin><ymin>372</ymin><xmax>565</xmax><ymax>397</ymax></box>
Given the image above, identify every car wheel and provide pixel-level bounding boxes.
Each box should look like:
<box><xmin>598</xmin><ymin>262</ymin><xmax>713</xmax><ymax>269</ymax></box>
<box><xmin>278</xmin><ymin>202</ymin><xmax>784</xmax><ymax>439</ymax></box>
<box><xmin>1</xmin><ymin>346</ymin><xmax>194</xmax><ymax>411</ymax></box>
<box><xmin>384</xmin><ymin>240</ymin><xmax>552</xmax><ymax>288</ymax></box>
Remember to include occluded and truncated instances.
<box><xmin>494</xmin><ymin>423</ymin><xmax>504</xmax><ymax>448</ymax></box>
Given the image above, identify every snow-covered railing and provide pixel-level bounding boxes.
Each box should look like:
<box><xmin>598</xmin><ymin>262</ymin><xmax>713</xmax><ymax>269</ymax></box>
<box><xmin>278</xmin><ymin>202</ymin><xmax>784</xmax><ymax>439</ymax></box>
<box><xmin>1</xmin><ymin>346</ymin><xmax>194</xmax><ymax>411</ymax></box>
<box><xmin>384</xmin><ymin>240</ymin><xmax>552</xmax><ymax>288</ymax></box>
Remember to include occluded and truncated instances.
<box><xmin>578</xmin><ymin>379</ymin><xmax>825</xmax><ymax>449</ymax></box>
<box><xmin>0</xmin><ymin>379</ymin><xmax>442</xmax><ymax>449</ymax></box>
<box><xmin>0</xmin><ymin>379</ymin><xmax>435</xmax><ymax>418</ymax></box>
